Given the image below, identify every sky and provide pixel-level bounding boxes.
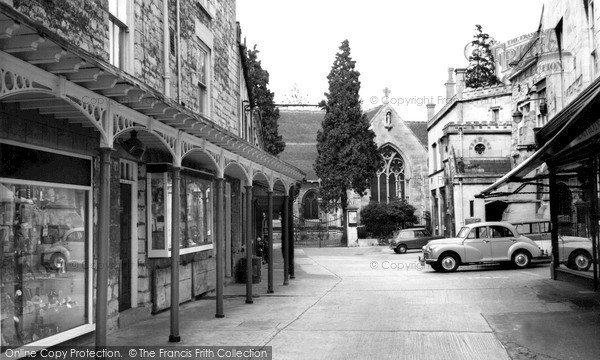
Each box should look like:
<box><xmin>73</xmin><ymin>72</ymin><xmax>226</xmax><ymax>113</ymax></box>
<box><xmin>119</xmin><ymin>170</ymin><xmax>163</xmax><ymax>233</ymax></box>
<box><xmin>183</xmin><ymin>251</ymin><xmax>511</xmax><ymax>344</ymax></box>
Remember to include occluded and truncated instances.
<box><xmin>236</xmin><ymin>0</ymin><xmax>546</xmax><ymax>122</ymax></box>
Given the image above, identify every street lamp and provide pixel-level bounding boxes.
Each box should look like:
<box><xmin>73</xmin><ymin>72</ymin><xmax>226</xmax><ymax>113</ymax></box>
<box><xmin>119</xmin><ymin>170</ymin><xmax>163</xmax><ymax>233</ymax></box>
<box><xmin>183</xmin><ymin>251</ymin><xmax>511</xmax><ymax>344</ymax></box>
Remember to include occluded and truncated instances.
<box><xmin>512</xmin><ymin>97</ymin><xmax>547</xmax><ymax>123</ymax></box>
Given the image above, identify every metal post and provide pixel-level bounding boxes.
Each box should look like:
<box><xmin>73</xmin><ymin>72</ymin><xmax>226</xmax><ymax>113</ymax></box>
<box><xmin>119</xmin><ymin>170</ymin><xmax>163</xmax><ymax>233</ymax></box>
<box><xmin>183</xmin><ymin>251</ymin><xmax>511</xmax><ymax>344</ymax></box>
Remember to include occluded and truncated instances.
<box><xmin>95</xmin><ymin>148</ymin><xmax>112</xmax><ymax>348</ymax></box>
<box><xmin>215</xmin><ymin>178</ymin><xmax>225</xmax><ymax>317</ymax></box>
<box><xmin>245</xmin><ymin>185</ymin><xmax>253</xmax><ymax>303</ymax></box>
<box><xmin>267</xmin><ymin>191</ymin><xmax>274</xmax><ymax>293</ymax></box>
<box><xmin>289</xmin><ymin>186</ymin><xmax>295</xmax><ymax>279</ymax></box>
<box><xmin>589</xmin><ymin>157</ymin><xmax>599</xmax><ymax>290</ymax></box>
<box><xmin>283</xmin><ymin>194</ymin><xmax>289</xmax><ymax>285</ymax></box>
<box><xmin>169</xmin><ymin>167</ymin><xmax>181</xmax><ymax>342</ymax></box>
<box><xmin>549</xmin><ymin>166</ymin><xmax>559</xmax><ymax>280</ymax></box>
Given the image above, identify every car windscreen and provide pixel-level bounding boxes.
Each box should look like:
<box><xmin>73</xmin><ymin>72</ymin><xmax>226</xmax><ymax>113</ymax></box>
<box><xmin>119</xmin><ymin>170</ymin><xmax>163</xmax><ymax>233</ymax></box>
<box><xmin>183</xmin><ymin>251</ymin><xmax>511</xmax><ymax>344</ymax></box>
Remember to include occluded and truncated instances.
<box><xmin>457</xmin><ymin>227</ymin><xmax>470</xmax><ymax>238</ymax></box>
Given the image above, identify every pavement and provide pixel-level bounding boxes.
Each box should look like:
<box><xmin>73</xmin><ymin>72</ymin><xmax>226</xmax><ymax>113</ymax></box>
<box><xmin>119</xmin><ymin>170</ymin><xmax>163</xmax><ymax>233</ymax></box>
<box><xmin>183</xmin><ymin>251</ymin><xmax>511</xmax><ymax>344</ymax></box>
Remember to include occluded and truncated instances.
<box><xmin>102</xmin><ymin>244</ymin><xmax>600</xmax><ymax>360</ymax></box>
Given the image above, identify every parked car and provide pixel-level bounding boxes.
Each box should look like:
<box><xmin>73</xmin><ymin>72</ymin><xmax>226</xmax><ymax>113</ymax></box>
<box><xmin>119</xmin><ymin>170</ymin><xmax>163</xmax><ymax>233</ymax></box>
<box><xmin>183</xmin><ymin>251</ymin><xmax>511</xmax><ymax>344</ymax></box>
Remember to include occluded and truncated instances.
<box><xmin>511</xmin><ymin>220</ymin><xmax>593</xmax><ymax>271</ymax></box>
<box><xmin>41</xmin><ymin>227</ymin><xmax>85</xmax><ymax>270</ymax></box>
<box><xmin>389</xmin><ymin>228</ymin><xmax>444</xmax><ymax>254</ymax></box>
<box><xmin>419</xmin><ymin>222</ymin><xmax>545</xmax><ymax>272</ymax></box>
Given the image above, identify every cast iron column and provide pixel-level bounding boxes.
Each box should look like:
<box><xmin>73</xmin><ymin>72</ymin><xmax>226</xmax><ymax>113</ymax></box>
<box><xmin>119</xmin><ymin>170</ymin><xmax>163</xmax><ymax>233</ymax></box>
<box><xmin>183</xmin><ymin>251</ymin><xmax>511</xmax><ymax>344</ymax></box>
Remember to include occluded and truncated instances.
<box><xmin>245</xmin><ymin>185</ymin><xmax>253</xmax><ymax>303</ymax></box>
<box><xmin>267</xmin><ymin>191</ymin><xmax>274</xmax><ymax>293</ymax></box>
<box><xmin>589</xmin><ymin>157</ymin><xmax>599</xmax><ymax>290</ymax></box>
<box><xmin>282</xmin><ymin>194</ymin><xmax>289</xmax><ymax>285</ymax></box>
<box><xmin>289</xmin><ymin>186</ymin><xmax>295</xmax><ymax>279</ymax></box>
<box><xmin>95</xmin><ymin>148</ymin><xmax>112</xmax><ymax>348</ymax></box>
<box><xmin>215</xmin><ymin>178</ymin><xmax>225</xmax><ymax>317</ymax></box>
<box><xmin>169</xmin><ymin>167</ymin><xmax>181</xmax><ymax>342</ymax></box>
<box><xmin>549</xmin><ymin>166</ymin><xmax>559</xmax><ymax>280</ymax></box>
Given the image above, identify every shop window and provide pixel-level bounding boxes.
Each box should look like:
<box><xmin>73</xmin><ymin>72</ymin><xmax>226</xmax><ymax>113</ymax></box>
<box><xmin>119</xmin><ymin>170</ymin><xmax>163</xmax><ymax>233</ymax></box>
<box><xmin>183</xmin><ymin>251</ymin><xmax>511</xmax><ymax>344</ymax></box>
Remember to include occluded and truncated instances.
<box><xmin>1</xmin><ymin>180</ymin><xmax>90</xmax><ymax>350</ymax></box>
<box><xmin>147</xmin><ymin>170</ymin><xmax>214</xmax><ymax>257</ymax></box>
<box><xmin>370</xmin><ymin>145</ymin><xmax>406</xmax><ymax>203</ymax></box>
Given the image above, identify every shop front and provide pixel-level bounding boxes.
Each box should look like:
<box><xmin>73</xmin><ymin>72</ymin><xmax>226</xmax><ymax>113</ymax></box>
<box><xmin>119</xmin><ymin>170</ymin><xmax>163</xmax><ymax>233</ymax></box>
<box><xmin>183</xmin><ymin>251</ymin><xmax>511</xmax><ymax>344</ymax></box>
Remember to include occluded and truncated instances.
<box><xmin>0</xmin><ymin>3</ymin><xmax>304</xmax><ymax>353</ymax></box>
<box><xmin>478</xmin><ymin>77</ymin><xmax>600</xmax><ymax>289</ymax></box>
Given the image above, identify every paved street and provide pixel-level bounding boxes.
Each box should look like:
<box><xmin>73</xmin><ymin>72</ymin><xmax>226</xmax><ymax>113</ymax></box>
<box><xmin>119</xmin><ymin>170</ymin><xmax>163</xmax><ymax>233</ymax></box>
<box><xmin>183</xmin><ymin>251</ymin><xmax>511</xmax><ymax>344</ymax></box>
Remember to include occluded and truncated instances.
<box><xmin>106</xmin><ymin>245</ymin><xmax>600</xmax><ymax>360</ymax></box>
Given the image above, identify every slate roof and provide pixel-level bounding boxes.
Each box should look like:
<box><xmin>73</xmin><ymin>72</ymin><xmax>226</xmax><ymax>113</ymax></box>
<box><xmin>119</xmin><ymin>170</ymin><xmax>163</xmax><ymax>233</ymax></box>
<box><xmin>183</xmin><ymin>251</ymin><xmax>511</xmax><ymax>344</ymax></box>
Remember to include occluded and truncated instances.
<box><xmin>404</xmin><ymin>121</ymin><xmax>428</xmax><ymax>148</ymax></box>
<box><xmin>278</xmin><ymin>110</ymin><xmax>324</xmax><ymax>181</ymax></box>
<box><xmin>364</xmin><ymin>105</ymin><xmax>383</xmax><ymax>122</ymax></box>
<box><xmin>277</xmin><ymin>107</ymin><xmax>429</xmax><ymax>180</ymax></box>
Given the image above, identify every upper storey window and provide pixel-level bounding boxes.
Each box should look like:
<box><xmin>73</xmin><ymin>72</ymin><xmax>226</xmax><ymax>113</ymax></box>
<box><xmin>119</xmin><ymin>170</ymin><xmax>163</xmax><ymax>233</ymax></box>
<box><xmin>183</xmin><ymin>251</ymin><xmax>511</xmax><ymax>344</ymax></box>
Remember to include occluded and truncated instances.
<box><xmin>108</xmin><ymin>0</ymin><xmax>130</xmax><ymax>70</ymax></box>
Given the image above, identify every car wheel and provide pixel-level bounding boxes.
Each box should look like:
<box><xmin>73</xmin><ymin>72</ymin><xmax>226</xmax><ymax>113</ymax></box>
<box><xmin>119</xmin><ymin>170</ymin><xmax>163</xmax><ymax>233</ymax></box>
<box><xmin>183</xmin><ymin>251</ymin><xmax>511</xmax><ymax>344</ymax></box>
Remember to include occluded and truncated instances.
<box><xmin>50</xmin><ymin>253</ymin><xmax>67</xmax><ymax>270</ymax></box>
<box><xmin>512</xmin><ymin>251</ymin><xmax>531</xmax><ymax>269</ymax></box>
<box><xmin>396</xmin><ymin>244</ymin><xmax>407</xmax><ymax>254</ymax></box>
<box><xmin>569</xmin><ymin>250</ymin><xmax>592</xmax><ymax>271</ymax></box>
<box><xmin>438</xmin><ymin>253</ymin><xmax>459</xmax><ymax>272</ymax></box>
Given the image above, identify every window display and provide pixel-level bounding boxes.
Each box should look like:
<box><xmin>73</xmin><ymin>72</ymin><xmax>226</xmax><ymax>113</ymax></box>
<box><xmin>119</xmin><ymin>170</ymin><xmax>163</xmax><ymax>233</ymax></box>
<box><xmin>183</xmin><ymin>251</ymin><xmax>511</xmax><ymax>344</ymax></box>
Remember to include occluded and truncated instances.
<box><xmin>148</xmin><ymin>171</ymin><xmax>214</xmax><ymax>257</ymax></box>
<box><xmin>0</xmin><ymin>182</ymin><xmax>88</xmax><ymax>351</ymax></box>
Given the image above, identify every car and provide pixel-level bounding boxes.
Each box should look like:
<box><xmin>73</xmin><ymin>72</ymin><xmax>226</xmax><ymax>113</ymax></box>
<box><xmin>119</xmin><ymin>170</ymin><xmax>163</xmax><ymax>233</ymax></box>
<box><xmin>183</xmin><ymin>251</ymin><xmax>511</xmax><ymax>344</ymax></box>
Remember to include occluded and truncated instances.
<box><xmin>389</xmin><ymin>228</ymin><xmax>444</xmax><ymax>254</ymax></box>
<box><xmin>419</xmin><ymin>221</ymin><xmax>545</xmax><ymax>272</ymax></box>
<box><xmin>511</xmin><ymin>220</ymin><xmax>594</xmax><ymax>271</ymax></box>
<box><xmin>41</xmin><ymin>227</ymin><xmax>85</xmax><ymax>270</ymax></box>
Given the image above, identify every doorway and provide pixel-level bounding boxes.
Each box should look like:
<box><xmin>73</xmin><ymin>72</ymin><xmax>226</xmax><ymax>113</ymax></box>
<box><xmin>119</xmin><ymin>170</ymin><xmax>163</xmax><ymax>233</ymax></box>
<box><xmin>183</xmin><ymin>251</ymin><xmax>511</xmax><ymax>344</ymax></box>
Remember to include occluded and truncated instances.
<box><xmin>119</xmin><ymin>159</ymin><xmax>137</xmax><ymax>312</ymax></box>
<box><xmin>486</xmin><ymin>200</ymin><xmax>508</xmax><ymax>222</ymax></box>
<box><xmin>119</xmin><ymin>183</ymin><xmax>132</xmax><ymax>311</ymax></box>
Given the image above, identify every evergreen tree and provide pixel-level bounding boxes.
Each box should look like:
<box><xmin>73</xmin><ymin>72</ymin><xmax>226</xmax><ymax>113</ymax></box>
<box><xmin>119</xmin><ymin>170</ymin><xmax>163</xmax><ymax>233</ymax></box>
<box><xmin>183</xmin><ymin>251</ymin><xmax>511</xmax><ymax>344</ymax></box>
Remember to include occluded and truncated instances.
<box><xmin>315</xmin><ymin>40</ymin><xmax>381</xmax><ymax>243</ymax></box>
<box><xmin>244</xmin><ymin>45</ymin><xmax>285</xmax><ymax>156</ymax></box>
<box><xmin>465</xmin><ymin>25</ymin><xmax>501</xmax><ymax>88</ymax></box>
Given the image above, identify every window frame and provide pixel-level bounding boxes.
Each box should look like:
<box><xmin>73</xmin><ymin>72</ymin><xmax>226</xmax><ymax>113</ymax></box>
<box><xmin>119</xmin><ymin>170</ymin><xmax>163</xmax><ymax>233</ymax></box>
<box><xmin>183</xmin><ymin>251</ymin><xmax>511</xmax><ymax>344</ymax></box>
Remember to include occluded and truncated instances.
<box><xmin>107</xmin><ymin>0</ymin><xmax>133</xmax><ymax>72</ymax></box>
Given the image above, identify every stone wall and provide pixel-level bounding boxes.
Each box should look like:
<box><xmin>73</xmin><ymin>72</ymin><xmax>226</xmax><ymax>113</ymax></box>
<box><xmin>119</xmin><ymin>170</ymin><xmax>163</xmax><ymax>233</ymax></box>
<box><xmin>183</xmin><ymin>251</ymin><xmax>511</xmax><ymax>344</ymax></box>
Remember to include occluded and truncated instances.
<box><xmin>13</xmin><ymin>0</ymin><xmax>108</xmax><ymax>60</ymax></box>
<box><xmin>12</xmin><ymin>0</ymin><xmax>246</xmax><ymax>133</ymax></box>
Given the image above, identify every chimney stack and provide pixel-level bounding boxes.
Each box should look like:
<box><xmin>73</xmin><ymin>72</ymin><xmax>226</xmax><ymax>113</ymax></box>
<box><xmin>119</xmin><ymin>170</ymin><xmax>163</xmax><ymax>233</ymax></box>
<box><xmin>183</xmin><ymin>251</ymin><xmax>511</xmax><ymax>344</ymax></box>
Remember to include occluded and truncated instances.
<box><xmin>455</xmin><ymin>68</ymin><xmax>467</xmax><ymax>99</ymax></box>
<box><xmin>444</xmin><ymin>67</ymin><xmax>456</xmax><ymax>101</ymax></box>
<box><xmin>427</xmin><ymin>103</ymin><xmax>436</xmax><ymax>121</ymax></box>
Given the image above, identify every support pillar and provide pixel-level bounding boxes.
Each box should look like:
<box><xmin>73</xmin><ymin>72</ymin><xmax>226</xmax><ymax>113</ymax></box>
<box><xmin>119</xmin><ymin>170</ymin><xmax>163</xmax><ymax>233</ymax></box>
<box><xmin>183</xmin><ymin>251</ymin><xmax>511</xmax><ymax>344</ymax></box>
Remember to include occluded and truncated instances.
<box><xmin>282</xmin><ymin>194</ymin><xmax>289</xmax><ymax>285</ymax></box>
<box><xmin>215</xmin><ymin>178</ymin><xmax>225</xmax><ymax>317</ymax></box>
<box><xmin>169</xmin><ymin>167</ymin><xmax>181</xmax><ymax>342</ymax></box>
<box><xmin>95</xmin><ymin>148</ymin><xmax>112</xmax><ymax>348</ymax></box>
<box><xmin>289</xmin><ymin>186</ymin><xmax>295</xmax><ymax>279</ymax></box>
<box><xmin>245</xmin><ymin>185</ymin><xmax>253</xmax><ymax>304</ymax></box>
<box><xmin>549</xmin><ymin>166</ymin><xmax>559</xmax><ymax>280</ymax></box>
<box><xmin>267</xmin><ymin>191</ymin><xmax>274</xmax><ymax>293</ymax></box>
<box><xmin>588</xmin><ymin>157</ymin><xmax>599</xmax><ymax>290</ymax></box>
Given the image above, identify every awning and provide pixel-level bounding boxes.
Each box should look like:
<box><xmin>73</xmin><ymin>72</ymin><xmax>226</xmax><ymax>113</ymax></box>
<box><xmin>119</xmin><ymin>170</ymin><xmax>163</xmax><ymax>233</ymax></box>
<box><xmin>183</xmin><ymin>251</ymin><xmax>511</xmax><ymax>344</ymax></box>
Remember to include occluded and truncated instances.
<box><xmin>478</xmin><ymin>76</ymin><xmax>600</xmax><ymax>198</ymax></box>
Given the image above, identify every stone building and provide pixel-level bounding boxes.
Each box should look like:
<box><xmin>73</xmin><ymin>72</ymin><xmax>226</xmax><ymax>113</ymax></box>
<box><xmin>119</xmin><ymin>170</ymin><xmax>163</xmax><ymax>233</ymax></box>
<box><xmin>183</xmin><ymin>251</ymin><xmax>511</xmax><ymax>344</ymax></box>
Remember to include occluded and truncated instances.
<box><xmin>427</xmin><ymin>68</ymin><xmax>513</xmax><ymax>237</ymax></box>
<box><xmin>0</xmin><ymin>0</ymin><xmax>303</xmax><ymax>351</ymax></box>
<box><xmin>278</xmin><ymin>104</ymin><xmax>429</xmax><ymax>244</ymax></box>
<box><xmin>480</xmin><ymin>0</ymin><xmax>600</xmax><ymax>284</ymax></box>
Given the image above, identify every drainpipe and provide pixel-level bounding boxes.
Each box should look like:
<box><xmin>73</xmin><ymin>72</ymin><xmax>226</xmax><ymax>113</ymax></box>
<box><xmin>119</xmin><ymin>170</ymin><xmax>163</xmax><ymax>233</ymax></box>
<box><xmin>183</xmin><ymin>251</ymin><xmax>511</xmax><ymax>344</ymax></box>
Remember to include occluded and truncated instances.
<box><xmin>163</xmin><ymin>0</ymin><xmax>170</xmax><ymax>97</ymax></box>
<box><xmin>176</xmin><ymin>0</ymin><xmax>182</xmax><ymax>103</ymax></box>
<box><xmin>459</xmin><ymin>179</ymin><xmax>464</xmax><ymax>228</ymax></box>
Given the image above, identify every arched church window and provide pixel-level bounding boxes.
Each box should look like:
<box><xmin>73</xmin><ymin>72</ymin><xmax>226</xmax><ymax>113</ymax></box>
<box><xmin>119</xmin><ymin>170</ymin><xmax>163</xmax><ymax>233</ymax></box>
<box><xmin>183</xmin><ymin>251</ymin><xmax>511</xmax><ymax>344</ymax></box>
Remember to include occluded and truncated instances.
<box><xmin>303</xmin><ymin>190</ymin><xmax>319</xmax><ymax>219</ymax></box>
<box><xmin>370</xmin><ymin>145</ymin><xmax>406</xmax><ymax>203</ymax></box>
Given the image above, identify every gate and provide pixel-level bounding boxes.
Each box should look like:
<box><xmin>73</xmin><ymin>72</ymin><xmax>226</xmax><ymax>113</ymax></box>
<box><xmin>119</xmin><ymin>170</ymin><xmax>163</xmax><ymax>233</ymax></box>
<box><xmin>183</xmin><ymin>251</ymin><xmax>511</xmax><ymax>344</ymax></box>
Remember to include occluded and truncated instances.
<box><xmin>293</xmin><ymin>216</ymin><xmax>344</xmax><ymax>247</ymax></box>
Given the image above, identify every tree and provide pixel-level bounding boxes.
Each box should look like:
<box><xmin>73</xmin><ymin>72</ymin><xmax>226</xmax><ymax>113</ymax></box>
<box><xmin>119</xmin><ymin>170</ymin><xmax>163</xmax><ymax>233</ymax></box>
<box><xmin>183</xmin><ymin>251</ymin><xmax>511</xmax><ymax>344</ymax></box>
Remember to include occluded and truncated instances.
<box><xmin>465</xmin><ymin>25</ymin><xmax>501</xmax><ymax>88</ymax></box>
<box><xmin>360</xmin><ymin>200</ymin><xmax>418</xmax><ymax>241</ymax></box>
<box><xmin>315</xmin><ymin>40</ymin><xmax>381</xmax><ymax>244</ymax></box>
<box><xmin>244</xmin><ymin>45</ymin><xmax>285</xmax><ymax>156</ymax></box>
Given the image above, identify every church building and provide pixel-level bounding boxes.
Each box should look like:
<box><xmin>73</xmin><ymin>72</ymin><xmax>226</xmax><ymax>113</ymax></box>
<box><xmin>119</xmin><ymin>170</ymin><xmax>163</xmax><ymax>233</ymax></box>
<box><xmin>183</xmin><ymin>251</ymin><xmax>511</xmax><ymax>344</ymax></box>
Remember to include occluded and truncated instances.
<box><xmin>278</xmin><ymin>99</ymin><xmax>429</xmax><ymax>240</ymax></box>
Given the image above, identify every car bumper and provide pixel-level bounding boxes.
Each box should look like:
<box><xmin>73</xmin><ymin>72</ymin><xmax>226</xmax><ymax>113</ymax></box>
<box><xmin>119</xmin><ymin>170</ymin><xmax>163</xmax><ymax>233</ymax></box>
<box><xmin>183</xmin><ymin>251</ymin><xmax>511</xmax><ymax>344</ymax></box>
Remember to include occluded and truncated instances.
<box><xmin>418</xmin><ymin>253</ymin><xmax>437</xmax><ymax>265</ymax></box>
